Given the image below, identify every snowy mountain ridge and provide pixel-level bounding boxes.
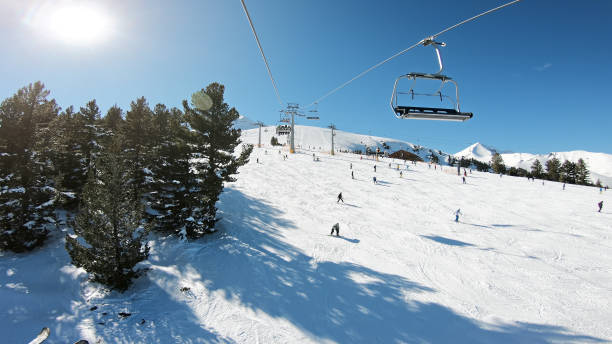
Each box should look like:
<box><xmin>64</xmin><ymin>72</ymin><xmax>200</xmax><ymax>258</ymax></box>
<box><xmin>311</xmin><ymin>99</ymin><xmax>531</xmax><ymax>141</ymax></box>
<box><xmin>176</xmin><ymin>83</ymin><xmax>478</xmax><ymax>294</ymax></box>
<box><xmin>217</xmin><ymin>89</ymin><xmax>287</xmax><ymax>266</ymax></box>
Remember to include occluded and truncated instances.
<box><xmin>454</xmin><ymin>142</ymin><xmax>612</xmax><ymax>186</ymax></box>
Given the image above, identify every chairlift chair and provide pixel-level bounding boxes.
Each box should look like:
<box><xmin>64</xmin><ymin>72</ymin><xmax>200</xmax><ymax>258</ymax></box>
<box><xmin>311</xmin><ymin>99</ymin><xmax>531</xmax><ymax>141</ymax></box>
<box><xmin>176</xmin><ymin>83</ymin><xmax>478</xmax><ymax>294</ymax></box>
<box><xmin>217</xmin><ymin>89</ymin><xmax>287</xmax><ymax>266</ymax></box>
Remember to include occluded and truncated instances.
<box><xmin>390</xmin><ymin>39</ymin><xmax>473</xmax><ymax>122</ymax></box>
<box><xmin>276</xmin><ymin>124</ymin><xmax>291</xmax><ymax>135</ymax></box>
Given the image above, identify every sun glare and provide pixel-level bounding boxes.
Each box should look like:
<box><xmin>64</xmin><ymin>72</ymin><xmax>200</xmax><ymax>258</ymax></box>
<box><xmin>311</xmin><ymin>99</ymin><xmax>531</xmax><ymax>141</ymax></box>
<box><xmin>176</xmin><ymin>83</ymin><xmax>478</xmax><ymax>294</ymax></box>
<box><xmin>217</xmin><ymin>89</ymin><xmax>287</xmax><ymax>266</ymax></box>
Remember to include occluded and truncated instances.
<box><xmin>42</xmin><ymin>4</ymin><xmax>112</xmax><ymax>45</ymax></box>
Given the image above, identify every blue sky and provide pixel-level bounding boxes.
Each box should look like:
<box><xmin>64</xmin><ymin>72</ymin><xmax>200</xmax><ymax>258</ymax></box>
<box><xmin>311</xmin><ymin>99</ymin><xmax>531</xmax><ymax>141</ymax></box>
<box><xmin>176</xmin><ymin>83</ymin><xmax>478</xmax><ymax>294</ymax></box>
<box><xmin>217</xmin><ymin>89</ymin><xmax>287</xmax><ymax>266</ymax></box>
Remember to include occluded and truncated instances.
<box><xmin>1</xmin><ymin>0</ymin><xmax>611</xmax><ymax>154</ymax></box>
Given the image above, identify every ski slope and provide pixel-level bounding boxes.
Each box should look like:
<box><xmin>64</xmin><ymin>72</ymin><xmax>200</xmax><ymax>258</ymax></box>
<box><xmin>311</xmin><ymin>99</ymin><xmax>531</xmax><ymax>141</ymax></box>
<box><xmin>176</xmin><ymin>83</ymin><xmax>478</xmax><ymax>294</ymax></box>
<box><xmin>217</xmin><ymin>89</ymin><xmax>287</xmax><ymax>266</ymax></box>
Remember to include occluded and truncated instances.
<box><xmin>1</xmin><ymin>144</ymin><xmax>611</xmax><ymax>343</ymax></box>
<box><xmin>241</xmin><ymin>125</ymin><xmax>448</xmax><ymax>162</ymax></box>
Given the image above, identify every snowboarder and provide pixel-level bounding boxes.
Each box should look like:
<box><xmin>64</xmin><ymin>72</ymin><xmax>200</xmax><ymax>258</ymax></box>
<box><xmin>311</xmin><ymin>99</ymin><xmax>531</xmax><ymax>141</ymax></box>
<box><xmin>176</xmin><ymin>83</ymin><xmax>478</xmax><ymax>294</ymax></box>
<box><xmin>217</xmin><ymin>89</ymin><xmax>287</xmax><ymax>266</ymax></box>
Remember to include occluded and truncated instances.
<box><xmin>351</xmin><ymin>171</ymin><xmax>354</xmax><ymax>179</ymax></box>
<box><xmin>454</xmin><ymin>209</ymin><xmax>462</xmax><ymax>222</ymax></box>
<box><xmin>337</xmin><ymin>192</ymin><xmax>344</xmax><ymax>203</ymax></box>
<box><xmin>331</xmin><ymin>223</ymin><xmax>340</xmax><ymax>236</ymax></box>
<box><xmin>598</xmin><ymin>201</ymin><xmax>603</xmax><ymax>212</ymax></box>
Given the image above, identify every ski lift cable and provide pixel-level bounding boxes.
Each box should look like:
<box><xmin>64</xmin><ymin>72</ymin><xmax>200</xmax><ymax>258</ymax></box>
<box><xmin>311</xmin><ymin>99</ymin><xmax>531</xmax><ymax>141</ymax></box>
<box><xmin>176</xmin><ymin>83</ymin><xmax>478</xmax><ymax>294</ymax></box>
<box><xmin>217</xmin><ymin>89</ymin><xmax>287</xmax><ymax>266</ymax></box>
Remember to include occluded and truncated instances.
<box><xmin>305</xmin><ymin>0</ymin><xmax>522</xmax><ymax>109</ymax></box>
<box><xmin>240</xmin><ymin>0</ymin><xmax>284</xmax><ymax>106</ymax></box>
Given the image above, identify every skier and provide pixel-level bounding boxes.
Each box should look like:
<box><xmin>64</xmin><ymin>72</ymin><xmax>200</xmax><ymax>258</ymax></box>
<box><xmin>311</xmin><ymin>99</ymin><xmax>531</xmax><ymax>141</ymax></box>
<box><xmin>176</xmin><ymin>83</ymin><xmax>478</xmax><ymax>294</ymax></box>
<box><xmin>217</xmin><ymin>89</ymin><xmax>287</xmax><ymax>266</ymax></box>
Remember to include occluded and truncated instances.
<box><xmin>330</xmin><ymin>223</ymin><xmax>340</xmax><ymax>236</ymax></box>
<box><xmin>462</xmin><ymin>176</ymin><xmax>466</xmax><ymax>184</ymax></box>
<box><xmin>337</xmin><ymin>192</ymin><xmax>344</xmax><ymax>203</ymax></box>
<box><xmin>400</xmin><ymin>171</ymin><xmax>403</xmax><ymax>178</ymax></box>
<box><xmin>350</xmin><ymin>163</ymin><xmax>352</xmax><ymax>169</ymax></box>
<box><xmin>351</xmin><ymin>171</ymin><xmax>354</xmax><ymax>179</ymax></box>
<box><xmin>374</xmin><ymin>165</ymin><xmax>377</xmax><ymax>172</ymax></box>
<box><xmin>373</xmin><ymin>176</ymin><xmax>377</xmax><ymax>184</ymax></box>
<box><xmin>563</xmin><ymin>183</ymin><xmax>566</xmax><ymax>190</ymax></box>
<box><xmin>598</xmin><ymin>201</ymin><xmax>603</xmax><ymax>212</ymax></box>
<box><xmin>256</xmin><ymin>158</ymin><xmax>259</xmax><ymax>164</ymax></box>
<box><xmin>454</xmin><ymin>209</ymin><xmax>462</xmax><ymax>222</ymax></box>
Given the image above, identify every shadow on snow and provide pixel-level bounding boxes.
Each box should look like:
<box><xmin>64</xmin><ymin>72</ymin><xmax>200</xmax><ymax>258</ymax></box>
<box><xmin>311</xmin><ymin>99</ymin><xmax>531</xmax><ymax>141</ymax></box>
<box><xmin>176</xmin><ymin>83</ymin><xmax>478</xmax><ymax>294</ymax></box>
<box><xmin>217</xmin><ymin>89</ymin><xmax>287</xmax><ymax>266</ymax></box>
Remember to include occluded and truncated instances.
<box><xmin>180</xmin><ymin>187</ymin><xmax>605</xmax><ymax>343</ymax></box>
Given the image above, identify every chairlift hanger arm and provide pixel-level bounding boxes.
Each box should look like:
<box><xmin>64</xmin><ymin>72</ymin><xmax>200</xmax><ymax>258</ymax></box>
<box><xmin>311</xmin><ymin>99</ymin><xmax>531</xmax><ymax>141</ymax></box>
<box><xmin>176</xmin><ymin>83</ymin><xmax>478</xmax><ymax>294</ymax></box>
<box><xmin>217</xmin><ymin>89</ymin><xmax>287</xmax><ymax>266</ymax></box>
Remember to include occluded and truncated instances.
<box><xmin>305</xmin><ymin>0</ymin><xmax>521</xmax><ymax>108</ymax></box>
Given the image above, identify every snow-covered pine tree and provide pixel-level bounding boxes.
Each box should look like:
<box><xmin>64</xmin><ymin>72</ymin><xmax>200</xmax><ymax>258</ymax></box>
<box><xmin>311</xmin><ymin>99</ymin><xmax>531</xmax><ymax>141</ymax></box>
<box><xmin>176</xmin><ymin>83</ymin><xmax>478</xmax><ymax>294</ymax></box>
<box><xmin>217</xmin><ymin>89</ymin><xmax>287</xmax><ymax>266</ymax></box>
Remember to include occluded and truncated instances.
<box><xmin>0</xmin><ymin>82</ymin><xmax>58</xmax><ymax>252</ymax></box>
<box><xmin>65</xmin><ymin>141</ymin><xmax>149</xmax><ymax>291</ymax></box>
<box><xmin>147</xmin><ymin>105</ymin><xmax>194</xmax><ymax>236</ymax></box>
<box><xmin>120</xmin><ymin>97</ymin><xmax>154</xmax><ymax>203</ymax></box>
<box><xmin>182</xmin><ymin>83</ymin><xmax>252</xmax><ymax>237</ymax></box>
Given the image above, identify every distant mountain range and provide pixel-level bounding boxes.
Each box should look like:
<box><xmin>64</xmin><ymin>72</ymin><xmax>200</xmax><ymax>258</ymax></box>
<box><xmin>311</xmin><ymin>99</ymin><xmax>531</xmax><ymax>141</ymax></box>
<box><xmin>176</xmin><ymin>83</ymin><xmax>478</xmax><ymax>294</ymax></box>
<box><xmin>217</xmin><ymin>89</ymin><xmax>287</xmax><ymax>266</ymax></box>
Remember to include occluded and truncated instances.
<box><xmin>454</xmin><ymin>142</ymin><xmax>612</xmax><ymax>186</ymax></box>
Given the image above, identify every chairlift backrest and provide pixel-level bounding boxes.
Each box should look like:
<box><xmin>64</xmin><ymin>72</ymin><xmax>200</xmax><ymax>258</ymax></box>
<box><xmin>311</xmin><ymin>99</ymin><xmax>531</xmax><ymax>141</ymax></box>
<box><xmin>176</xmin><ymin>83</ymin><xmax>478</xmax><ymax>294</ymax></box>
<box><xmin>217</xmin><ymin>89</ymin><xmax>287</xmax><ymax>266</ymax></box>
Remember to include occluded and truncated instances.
<box><xmin>390</xmin><ymin>40</ymin><xmax>473</xmax><ymax>122</ymax></box>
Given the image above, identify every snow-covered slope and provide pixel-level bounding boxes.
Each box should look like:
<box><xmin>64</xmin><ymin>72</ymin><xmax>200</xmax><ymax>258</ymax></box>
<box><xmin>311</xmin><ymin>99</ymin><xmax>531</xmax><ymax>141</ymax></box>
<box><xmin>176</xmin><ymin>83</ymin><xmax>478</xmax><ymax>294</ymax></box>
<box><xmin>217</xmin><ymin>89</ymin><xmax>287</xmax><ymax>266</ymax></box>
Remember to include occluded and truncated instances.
<box><xmin>2</xmin><ymin>141</ymin><xmax>611</xmax><ymax>343</ymax></box>
<box><xmin>455</xmin><ymin>143</ymin><xmax>612</xmax><ymax>186</ymax></box>
<box><xmin>241</xmin><ymin>125</ymin><xmax>448</xmax><ymax>162</ymax></box>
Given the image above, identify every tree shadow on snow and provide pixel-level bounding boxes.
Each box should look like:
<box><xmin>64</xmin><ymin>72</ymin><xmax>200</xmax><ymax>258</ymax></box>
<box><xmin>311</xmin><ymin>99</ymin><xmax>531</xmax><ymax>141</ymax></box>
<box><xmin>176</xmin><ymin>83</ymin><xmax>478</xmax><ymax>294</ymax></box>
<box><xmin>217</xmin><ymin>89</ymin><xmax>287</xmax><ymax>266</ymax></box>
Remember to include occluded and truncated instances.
<box><xmin>172</xmin><ymin>188</ymin><xmax>607</xmax><ymax>343</ymax></box>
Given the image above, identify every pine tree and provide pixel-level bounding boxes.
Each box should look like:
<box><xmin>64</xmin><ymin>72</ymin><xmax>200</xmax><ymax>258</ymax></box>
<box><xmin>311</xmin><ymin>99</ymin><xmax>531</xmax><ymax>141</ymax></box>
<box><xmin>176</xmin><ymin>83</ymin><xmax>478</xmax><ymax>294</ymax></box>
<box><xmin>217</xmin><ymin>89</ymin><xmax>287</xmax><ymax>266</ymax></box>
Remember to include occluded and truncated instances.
<box><xmin>182</xmin><ymin>83</ymin><xmax>252</xmax><ymax>237</ymax></box>
<box><xmin>531</xmin><ymin>159</ymin><xmax>544</xmax><ymax>179</ymax></box>
<box><xmin>147</xmin><ymin>105</ymin><xmax>193</xmax><ymax>235</ymax></box>
<box><xmin>0</xmin><ymin>82</ymin><xmax>58</xmax><ymax>252</ymax></box>
<box><xmin>560</xmin><ymin>160</ymin><xmax>576</xmax><ymax>184</ymax></box>
<box><xmin>65</xmin><ymin>141</ymin><xmax>149</xmax><ymax>291</ymax></box>
<box><xmin>103</xmin><ymin>105</ymin><xmax>124</xmax><ymax>134</ymax></box>
<box><xmin>490</xmin><ymin>153</ymin><xmax>506</xmax><ymax>174</ymax></box>
<box><xmin>121</xmin><ymin>97</ymin><xmax>154</xmax><ymax>202</ymax></box>
<box><xmin>545</xmin><ymin>156</ymin><xmax>561</xmax><ymax>181</ymax></box>
<box><xmin>575</xmin><ymin>158</ymin><xmax>590</xmax><ymax>185</ymax></box>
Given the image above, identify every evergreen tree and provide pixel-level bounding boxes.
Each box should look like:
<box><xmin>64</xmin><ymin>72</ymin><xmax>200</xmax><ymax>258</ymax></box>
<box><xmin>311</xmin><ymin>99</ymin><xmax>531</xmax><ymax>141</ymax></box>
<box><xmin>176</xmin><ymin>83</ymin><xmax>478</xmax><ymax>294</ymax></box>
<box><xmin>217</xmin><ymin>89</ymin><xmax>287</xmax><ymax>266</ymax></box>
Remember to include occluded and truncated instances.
<box><xmin>531</xmin><ymin>159</ymin><xmax>544</xmax><ymax>179</ymax></box>
<box><xmin>147</xmin><ymin>105</ymin><xmax>193</xmax><ymax>235</ymax></box>
<box><xmin>560</xmin><ymin>160</ymin><xmax>576</xmax><ymax>184</ymax></box>
<box><xmin>183</xmin><ymin>83</ymin><xmax>252</xmax><ymax>237</ymax></box>
<box><xmin>490</xmin><ymin>153</ymin><xmax>506</xmax><ymax>174</ymax></box>
<box><xmin>103</xmin><ymin>105</ymin><xmax>124</xmax><ymax>134</ymax></box>
<box><xmin>575</xmin><ymin>158</ymin><xmax>590</xmax><ymax>185</ymax></box>
<box><xmin>121</xmin><ymin>97</ymin><xmax>154</xmax><ymax>202</ymax></box>
<box><xmin>270</xmin><ymin>136</ymin><xmax>279</xmax><ymax>146</ymax></box>
<box><xmin>0</xmin><ymin>82</ymin><xmax>58</xmax><ymax>252</ymax></box>
<box><xmin>545</xmin><ymin>156</ymin><xmax>561</xmax><ymax>181</ymax></box>
<box><xmin>65</xmin><ymin>141</ymin><xmax>149</xmax><ymax>291</ymax></box>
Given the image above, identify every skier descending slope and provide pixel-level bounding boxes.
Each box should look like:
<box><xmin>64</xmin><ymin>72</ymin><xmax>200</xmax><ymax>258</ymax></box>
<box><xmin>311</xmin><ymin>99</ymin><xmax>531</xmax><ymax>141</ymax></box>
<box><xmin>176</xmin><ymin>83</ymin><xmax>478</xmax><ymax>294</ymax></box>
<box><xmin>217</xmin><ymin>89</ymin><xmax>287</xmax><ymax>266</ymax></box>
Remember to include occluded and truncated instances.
<box><xmin>598</xmin><ymin>201</ymin><xmax>603</xmax><ymax>212</ymax></box>
<box><xmin>337</xmin><ymin>192</ymin><xmax>344</xmax><ymax>203</ymax></box>
<box><xmin>454</xmin><ymin>209</ymin><xmax>462</xmax><ymax>222</ymax></box>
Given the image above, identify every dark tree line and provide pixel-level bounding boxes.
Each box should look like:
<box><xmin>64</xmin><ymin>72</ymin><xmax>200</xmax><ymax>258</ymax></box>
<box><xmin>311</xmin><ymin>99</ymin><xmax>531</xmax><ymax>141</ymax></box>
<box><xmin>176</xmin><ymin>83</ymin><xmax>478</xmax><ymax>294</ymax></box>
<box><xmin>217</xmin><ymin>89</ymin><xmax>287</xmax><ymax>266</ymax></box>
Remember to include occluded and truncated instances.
<box><xmin>484</xmin><ymin>153</ymin><xmax>591</xmax><ymax>185</ymax></box>
<box><xmin>447</xmin><ymin>152</ymin><xmax>592</xmax><ymax>185</ymax></box>
<box><xmin>1</xmin><ymin>82</ymin><xmax>252</xmax><ymax>291</ymax></box>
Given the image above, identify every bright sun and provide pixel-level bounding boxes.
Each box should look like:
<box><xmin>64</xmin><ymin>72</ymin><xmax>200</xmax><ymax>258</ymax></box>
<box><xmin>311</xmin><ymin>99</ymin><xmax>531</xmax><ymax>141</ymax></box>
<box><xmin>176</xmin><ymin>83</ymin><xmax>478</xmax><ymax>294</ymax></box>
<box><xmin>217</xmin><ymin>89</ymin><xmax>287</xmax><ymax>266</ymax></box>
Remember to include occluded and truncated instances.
<box><xmin>44</xmin><ymin>5</ymin><xmax>112</xmax><ymax>45</ymax></box>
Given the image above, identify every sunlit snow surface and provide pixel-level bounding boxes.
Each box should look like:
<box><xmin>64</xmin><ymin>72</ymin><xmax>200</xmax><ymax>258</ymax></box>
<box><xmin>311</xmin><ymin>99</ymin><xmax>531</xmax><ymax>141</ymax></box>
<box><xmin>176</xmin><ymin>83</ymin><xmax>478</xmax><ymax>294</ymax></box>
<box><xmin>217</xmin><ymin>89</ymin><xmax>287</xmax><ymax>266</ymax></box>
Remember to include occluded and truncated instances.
<box><xmin>1</xmin><ymin>129</ymin><xmax>611</xmax><ymax>343</ymax></box>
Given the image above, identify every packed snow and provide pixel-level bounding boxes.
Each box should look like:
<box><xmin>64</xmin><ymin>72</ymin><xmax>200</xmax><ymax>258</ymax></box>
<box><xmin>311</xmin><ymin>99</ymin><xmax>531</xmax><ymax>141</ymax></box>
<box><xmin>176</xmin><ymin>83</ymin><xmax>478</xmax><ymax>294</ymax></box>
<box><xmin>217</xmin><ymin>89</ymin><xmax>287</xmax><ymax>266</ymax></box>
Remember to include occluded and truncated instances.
<box><xmin>1</xmin><ymin>126</ymin><xmax>611</xmax><ymax>343</ymax></box>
